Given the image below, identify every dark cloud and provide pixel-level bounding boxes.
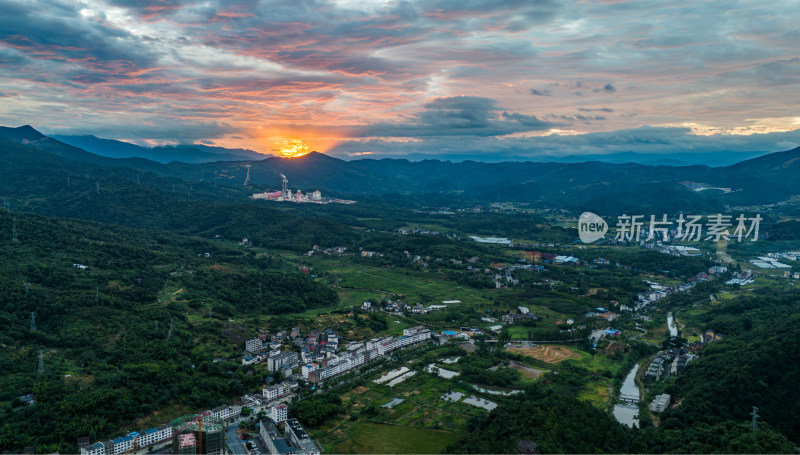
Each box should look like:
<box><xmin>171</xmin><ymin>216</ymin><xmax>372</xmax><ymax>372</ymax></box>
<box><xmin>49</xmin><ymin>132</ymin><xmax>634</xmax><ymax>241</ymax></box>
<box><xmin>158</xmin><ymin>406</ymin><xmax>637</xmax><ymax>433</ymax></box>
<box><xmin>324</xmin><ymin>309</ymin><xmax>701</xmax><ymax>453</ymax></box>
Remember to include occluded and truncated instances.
<box><xmin>530</xmin><ymin>88</ymin><xmax>552</xmax><ymax>96</ymax></box>
<box><xmin>361</xmin><ymin>96</ymin><xmax>554</xmax><ymax>137</ymax></box>
<box><xmin>501</xmin><ymin>112</ymin><xmax>551</xmax><ymax>128</ymax></box>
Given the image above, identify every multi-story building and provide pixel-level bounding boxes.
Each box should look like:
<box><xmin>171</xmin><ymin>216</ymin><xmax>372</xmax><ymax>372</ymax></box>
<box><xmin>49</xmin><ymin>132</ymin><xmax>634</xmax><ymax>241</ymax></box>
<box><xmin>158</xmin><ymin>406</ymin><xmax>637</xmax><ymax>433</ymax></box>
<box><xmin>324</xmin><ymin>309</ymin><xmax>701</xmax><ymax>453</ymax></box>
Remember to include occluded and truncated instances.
<box><xmin>271</xmin><ymin>404</ymin><xmax>288</xmax><ymax>423</ymax></box>
<box><xmin>210</xmin><ymin>405</ymin><xmax>240</xmax><ymax>421</ymax></box>
<box><xmin>650</xmin><ymin>394</ymin><xmax>671</xmax><ymax>413</ymax></box>
<box><xmin>307</xmin><ymin>351</ymin><xmax>370</xmax><ymax>384</ymax></box>
<box><xmin>107</xmin><ymin>435</ymin><xmax>135</xmax><ymax>455</ymax></box>
<box><xmin>268</xmin><ymin>351</ymin><xmax>300</xmax><ymax>372</ymax></box>
<box><xmin>136</xmin><ymin>425</ymin><xmax>172</xmax><ymax>447</ymax></box>
<box><xmin>285</xmin><ymin>419</ymin><xmax>320</xmax><ymax>455</ymax></box>
<box><xmin>260</xmin><ymin>419</ymin><xmax>296</xmax><ymax>455</ymax></box>
<box><xmin>301</xmin><ymin>363</ymin><xmax>318</xmax><ymax>380</ymax></box>
<box><xmin>246</xmin><ymin>338</ymin><xmax>264</xmax><ymax>353</ymax></box>
<box><xmin>376</xmin><ymin>327</ymin><xmax>432</xmax><ymax>355</ymax></box>
<box><xmin>263</xmin><ymin>383</ymin><xmax>286</xmax><ymax>401</ymax></box>
<box><xmin>80</xmin><ymin>442</ymin><xmax>105</xmax><ymax>455</ymax></box>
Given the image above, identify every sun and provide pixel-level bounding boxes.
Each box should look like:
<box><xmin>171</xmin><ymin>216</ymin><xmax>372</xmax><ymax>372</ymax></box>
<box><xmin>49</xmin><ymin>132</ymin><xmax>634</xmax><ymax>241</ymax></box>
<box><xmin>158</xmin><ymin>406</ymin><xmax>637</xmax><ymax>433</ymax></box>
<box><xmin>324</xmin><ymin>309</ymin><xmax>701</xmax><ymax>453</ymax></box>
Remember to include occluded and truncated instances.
<box><xmin>277</xmin><ymin>139</ymin><xmax>311</xmax><ymax>158</ymax></box>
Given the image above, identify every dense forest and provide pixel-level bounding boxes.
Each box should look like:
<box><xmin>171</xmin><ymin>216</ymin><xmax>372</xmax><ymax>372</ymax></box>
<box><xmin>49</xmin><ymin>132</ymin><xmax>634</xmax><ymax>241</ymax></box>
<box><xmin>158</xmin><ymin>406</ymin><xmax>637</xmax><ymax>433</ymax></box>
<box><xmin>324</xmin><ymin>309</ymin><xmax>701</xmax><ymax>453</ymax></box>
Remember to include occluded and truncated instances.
<box><xmin>0</xmin><ymin>213</ymin><xmax>336</xmax><ymax>453</ymax></box>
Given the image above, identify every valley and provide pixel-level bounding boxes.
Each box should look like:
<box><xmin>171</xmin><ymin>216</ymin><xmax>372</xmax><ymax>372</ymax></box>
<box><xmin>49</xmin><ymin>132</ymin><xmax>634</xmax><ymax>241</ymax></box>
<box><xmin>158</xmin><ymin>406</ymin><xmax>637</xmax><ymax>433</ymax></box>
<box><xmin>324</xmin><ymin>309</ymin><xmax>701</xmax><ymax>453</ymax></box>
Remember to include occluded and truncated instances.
<box><xmin>1</xmin><ymin>128</ymin><xmax>799</xmax><ymax>454</ymax></box>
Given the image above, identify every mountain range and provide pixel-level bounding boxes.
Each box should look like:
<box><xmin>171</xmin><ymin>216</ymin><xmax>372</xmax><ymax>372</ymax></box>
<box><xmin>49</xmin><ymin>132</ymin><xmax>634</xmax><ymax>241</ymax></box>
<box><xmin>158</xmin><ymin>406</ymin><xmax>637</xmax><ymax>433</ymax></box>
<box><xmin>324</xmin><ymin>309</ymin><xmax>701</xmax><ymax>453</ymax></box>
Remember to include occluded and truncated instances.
<box><xmin>2</xmin><ymin>124</ymin><xmax>800</xmax><ymax>216</ymax></box>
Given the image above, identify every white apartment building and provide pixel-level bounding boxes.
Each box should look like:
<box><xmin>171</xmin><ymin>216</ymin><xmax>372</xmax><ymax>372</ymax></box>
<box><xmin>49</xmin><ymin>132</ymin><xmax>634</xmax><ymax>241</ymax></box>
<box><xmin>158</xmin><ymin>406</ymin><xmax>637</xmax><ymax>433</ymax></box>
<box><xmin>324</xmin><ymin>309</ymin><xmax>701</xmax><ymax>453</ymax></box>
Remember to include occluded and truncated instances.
<box><xmin>271</xmin><ymin>404</ymin><xmax>288</xmax><ymax>423</ymax></box>
<box><xmin>263</xmin><ymin>383</ymin><xmax>286</xmax><ymax>401</ymax></box>
<box><xmin>246</xmin><ymin>338</ymin><xmax>264</xmax><ymax>353</ymax></box>
<box><xmin>135</xmin><ymin>425</ymin><xmax>172</xmax><ymax>447</ymax></box>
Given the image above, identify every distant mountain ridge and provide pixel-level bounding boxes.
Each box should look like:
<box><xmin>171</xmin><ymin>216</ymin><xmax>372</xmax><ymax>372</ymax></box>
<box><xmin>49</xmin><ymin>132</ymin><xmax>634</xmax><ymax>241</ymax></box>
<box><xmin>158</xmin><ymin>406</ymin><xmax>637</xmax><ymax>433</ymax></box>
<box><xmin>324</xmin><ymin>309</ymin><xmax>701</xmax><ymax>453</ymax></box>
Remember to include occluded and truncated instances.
<box><xmin>50</xmin><ymin>133</ymin><xmax>266</xmax><ymax>164</ymax></box>
<box><xmin>2</xmin><ymin>125</ymin><xmax>799</xmax><ymax>215</ymax></box>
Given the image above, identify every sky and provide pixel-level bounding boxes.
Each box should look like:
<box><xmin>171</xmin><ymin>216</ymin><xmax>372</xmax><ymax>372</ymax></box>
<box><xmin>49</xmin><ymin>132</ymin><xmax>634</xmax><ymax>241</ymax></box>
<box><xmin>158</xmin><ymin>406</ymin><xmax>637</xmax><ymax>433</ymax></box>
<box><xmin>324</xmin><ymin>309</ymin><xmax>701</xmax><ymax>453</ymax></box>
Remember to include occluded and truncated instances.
<box><xmin>1</xmin><ymin>0</ymin><xmax>799</xmax><ymax>160</ymax></box>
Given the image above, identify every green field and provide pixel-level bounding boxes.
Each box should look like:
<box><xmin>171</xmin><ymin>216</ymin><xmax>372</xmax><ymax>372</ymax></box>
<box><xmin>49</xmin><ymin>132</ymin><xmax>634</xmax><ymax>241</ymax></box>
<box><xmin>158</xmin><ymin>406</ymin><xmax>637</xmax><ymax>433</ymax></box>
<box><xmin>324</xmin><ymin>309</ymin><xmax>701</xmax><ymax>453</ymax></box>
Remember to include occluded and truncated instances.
<box><xmin>334</xmin><ymin>422</ymin><xmax>458</xmax><ymax>454</ymax></box>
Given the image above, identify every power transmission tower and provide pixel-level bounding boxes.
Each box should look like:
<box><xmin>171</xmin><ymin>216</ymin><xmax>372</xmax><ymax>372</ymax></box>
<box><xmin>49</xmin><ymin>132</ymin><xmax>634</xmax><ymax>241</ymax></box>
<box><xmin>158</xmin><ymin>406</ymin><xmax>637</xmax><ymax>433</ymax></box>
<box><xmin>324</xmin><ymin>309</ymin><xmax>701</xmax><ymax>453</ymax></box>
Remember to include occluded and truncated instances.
<box><xmin>167</xmin><ymin>318</ymin><xmax>174</xmax><ymax>339</ymax></box>
<box><xmin>30</xmin><ymin>312</ymin><xmax>36</xmax><ymax>331</ymax></box>
<box><xmin>12</xmin><ymin>217</ymin><xmax>18</xmax><ymax>241</ymax></box>
<box><xmin>24</xmin><ymin>282</ymin><xmax>30</xmax><ymax>296</ymax></box>
<box><xmin>96</xmin><ymin>286</ymin><xmax>99</xmax><ymax>305</ymax></box>
<box><xmin>154</xmin><ymin>320</ymin><xmax>159</xmax><ymax>333</ymax></box>
<box><xmin>96</xmin><ymin>182</ymin><xmax>100</xmax><ymax>194</ymax></box>
<box><xmin>750</xmin><ymin>406</ymin><xmax>759</xmax><ymax>432</ymax></box>
<box><xmin>258</xmin><ymin>282</ymin><xmax>262</xmax><ymax>297</ymax></box>
<box><xmin>67</xmin><ymin>176</ymin><xmax>70</xmax><ymax>187</ymax></box>
<box><xmin>37</xmin><ymin>350</ymin><xmax>45</xmax><ymax>375</ymax></box>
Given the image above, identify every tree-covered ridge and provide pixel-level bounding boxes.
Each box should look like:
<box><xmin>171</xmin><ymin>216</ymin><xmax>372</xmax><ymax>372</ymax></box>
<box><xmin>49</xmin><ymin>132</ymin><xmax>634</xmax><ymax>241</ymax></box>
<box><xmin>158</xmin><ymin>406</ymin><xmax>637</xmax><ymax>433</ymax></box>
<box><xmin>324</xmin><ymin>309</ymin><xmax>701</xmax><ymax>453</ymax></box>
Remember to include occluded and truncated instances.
<box><xmin>648</xmin><ymin>293</ymin><xmax>800</xmax><ymax>451</ymax></box>
<box><xmin>0</xmin><ymin>213</ymin><xmax>336</xmax><ymax>453</ymax></box>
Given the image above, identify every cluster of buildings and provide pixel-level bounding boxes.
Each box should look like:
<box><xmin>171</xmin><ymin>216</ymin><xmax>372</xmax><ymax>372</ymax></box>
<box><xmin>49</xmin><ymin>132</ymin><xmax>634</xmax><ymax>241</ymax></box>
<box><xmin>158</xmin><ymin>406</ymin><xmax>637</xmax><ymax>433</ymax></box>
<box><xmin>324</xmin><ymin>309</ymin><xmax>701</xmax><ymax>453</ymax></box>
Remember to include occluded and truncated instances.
<box><xmin>500</xmin><ymin>307</ymin><xmax>538</xmax><ymax>324</ymax></box>
<box><xmin>379</xmin><ymin>299</ymin><xmax>449</xmax><ymax>315</ymax></box>
<box><xmin>242</xmin><ymin>347</ymin><xmax>301</xmax><ymax>373</ymax></box>
<box><xmin>585</xmin><ymin>307</ymin><xmax>618</xmax><ymax>322</ymax></box>
<box><xmin>79</xmin><ymin>407</ymin><xmax>241</xmax><ymax>455</ymax></box>
<box><xmin>750</xmin><ymin>255</ymin><xmax>793</xmax><ymax>269</ymax></box>
<box><xmin>80</xmin><ymin>426</ymin><xmax>171</xmax><ymax>455</ymax></box>
<box><xmin>644</xmin><ymin>348</ymin><xmax>698</xmax><ymax>382</ymax></box>
<box><xmin>260</xmin><ymin>418</ymin><xmax>320</xmax><ymax>455</ymax></box>
<box><xmin>245</xmin><ymin>326</ymin><xmax>433</xmax><ymax>387</ymax></box>
<box><xmin>726</xmin><ymin>269</ymin><xmax>754</xmax><ymax>285</ymax></box>
<box><xmin>305</xmin><ymin>245</ymin><xmax>347</xmax><ymax>257</ymax></box>
<box><xmin>643</xmin><ymin>243</ymin><xmax>702</xmax><ymax>257</ymax></box>
<box><xmin>251</xmin><ymin>174</ymin><xmax>354</xmax><ymax>205</ymax></box>
<box><xmin>632</xmin><ymin>276</ymin><xmax>710</xmax><ymax>311</ymax></box>
<box><xmin>302</xmin><ymin>326</ymin><xmax>432</xmax><ymax>384</ymax></box>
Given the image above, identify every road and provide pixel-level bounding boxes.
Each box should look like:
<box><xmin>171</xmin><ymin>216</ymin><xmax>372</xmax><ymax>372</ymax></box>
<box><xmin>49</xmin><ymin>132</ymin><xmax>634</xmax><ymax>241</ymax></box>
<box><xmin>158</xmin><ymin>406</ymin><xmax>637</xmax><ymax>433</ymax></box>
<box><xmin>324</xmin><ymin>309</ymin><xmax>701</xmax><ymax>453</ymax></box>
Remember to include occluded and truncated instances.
<box><xmin>225</xmin><ymin>423</ymin><xmax>248</xmax><ymax>455</ymax></box>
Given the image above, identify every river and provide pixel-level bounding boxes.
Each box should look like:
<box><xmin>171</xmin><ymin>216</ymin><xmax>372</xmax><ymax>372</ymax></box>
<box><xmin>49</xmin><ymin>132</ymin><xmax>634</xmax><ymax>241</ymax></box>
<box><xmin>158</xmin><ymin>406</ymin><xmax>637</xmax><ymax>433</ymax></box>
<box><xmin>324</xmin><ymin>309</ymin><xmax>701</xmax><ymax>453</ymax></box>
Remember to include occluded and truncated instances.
<box><xmin>612</xmin><ymin>363</ymin><xmax>640</xmax><ymax>428</ymax></box>
<box><xmin>667</xmin><ymin>313</ymin><xmax>678</xmax><ymax>337</ymax></box>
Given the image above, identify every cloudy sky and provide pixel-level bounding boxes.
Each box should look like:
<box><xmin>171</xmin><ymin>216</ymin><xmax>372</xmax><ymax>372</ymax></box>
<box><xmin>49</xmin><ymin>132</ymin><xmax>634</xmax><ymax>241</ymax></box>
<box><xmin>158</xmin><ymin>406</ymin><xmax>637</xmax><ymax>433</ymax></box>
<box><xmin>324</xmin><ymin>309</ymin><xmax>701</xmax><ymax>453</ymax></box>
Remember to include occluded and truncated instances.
<box><xmin>1</xmin><ymin>0</ymin><xmax>799</xmax><ymax>160</ymax></box>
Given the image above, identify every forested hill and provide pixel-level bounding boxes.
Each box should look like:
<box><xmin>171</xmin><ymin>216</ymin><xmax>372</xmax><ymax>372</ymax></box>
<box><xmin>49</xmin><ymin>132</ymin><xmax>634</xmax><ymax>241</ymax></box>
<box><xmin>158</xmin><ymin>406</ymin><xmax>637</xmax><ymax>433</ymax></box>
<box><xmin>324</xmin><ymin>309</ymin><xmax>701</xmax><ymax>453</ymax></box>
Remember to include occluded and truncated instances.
<box><xmin>0</xmin><ymin>135</ymin><xmax>357</xmax><ymax>251</ymax></box>
<box><xmin>0</xmin><ymin>212</ymin><xmax>338</xmax><ymax>453</ymax></box>
<box><xmin>645</xmin><ymin>292</ymin><xmax>800</xmax><ymax>451</ymax></box>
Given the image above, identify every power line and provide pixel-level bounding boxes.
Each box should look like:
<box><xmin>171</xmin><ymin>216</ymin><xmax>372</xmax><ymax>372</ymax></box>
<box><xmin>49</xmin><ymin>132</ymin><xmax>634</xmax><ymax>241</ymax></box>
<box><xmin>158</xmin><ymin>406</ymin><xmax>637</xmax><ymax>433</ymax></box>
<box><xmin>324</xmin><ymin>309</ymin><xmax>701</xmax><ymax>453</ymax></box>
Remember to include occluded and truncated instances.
<box><xmin>750</xmin><ymin>406</ymin><xmax>759</xmax><ymax>432</ymax></box>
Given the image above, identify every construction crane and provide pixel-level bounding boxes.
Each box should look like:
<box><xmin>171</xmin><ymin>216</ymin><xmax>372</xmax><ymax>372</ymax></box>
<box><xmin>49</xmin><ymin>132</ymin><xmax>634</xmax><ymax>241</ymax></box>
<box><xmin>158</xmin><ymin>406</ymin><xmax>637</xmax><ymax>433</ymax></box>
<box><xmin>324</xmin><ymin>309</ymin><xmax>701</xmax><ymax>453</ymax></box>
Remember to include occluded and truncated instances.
<box><xmin>175</xmin><ymin>411</ymin><xmax>212</xmax><ymax>454</ymax></box>
<box><xmin>123</xmin><ymin>433</ymin><xmax>141</xmax><ymax>455</ymax></box>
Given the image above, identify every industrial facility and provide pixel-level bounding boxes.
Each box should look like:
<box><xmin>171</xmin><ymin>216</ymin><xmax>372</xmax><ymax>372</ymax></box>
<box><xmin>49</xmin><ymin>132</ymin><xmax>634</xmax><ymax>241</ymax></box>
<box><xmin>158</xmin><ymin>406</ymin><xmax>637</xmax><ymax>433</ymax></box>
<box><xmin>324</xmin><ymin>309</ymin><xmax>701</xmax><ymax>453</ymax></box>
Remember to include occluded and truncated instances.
<box><xmin>251</xmin><ymin>174</ymin><xmax>355</xmax><ymax>204</ymax></box>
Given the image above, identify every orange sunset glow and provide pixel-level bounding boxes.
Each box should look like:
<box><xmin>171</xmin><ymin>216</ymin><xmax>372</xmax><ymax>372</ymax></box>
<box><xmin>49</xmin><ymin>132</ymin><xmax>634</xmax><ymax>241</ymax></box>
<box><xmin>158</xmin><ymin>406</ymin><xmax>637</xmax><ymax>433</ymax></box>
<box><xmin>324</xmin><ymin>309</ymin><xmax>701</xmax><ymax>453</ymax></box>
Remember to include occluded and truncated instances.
<box><xmin>276</xmin><ymin>139</ymin><xmax>311</xmax><ymax>158</ymax></box>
